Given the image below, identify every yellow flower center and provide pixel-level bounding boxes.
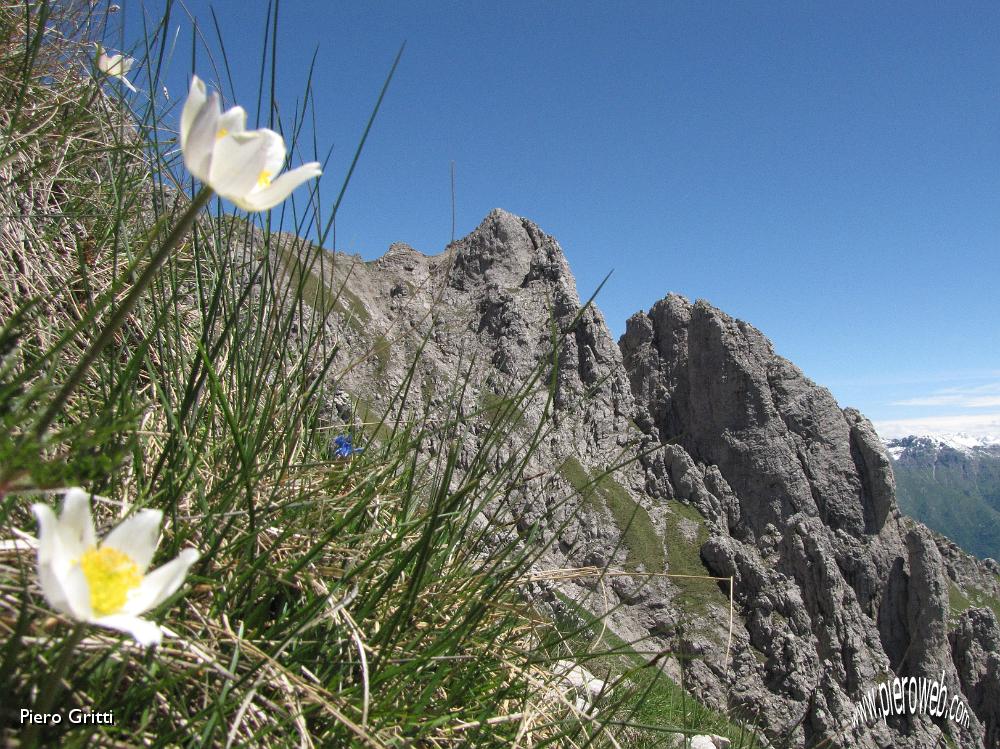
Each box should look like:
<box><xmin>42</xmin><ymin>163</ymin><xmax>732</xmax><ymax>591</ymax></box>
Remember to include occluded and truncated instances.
<box><xmin>216</xmin><ymin>128</ymin><xmax>229</xmax><ymax>140</ymax></box>
<box><xmin>79</xmin><ymin>546</ymin><xmax>142</xmax><ymax>616</ymax></box>
<box><xmin>256</xmin><ymin>170</ymin><xmax>272</xmax><ymax>188</ymax></box>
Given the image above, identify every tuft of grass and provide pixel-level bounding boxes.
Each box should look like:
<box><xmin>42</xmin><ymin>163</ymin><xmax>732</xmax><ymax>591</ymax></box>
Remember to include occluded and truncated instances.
<box><xmin>549</xmin><ymin>592</ymin><xmax>762</xmax><ymax>749</ymax></box>
<box><xmin>558</xmin><ymin>457</ymin><xmax>664</xmax><ymax>573</ymax></box>
<box><xmin>599</xmin><ymin>474</ymin><xmax>664</xmax><ymax>574</ymax></box>
<box><xmin>665</xmin><ymin>501</ymin><xmax>729</xmax><ymax>619</ymax></box>
<box><xmin>336</xmin><ymin>282</ymin><xmax>373</xmax><ymax>327</ymax></box>
<box><xmin>350</xmin><ymin>394</ymin><xmax>394</xmax><ymax>443</ymax></box>
<box><xmin>560</xmin><ymin>456</ymin><xmax>599</xmax><ymax>510</ymax></box>
<box><xmin>948</xmin><ymin>580</ymin><xmax>1000</xmax><ymax>624</ymax></box>
<box><xmin>968</xmin><ymin>585</ymin><xmax>1000</xmax><ymax>622</ymax></box>
<box><xmin>0</xmin><ymin>2</ymin><xmax>753</xmax><ymax>747</ymax></box>
<box><xmin>273</xmin><ymin>238</ymin><xmax>341</xmax><ymax>317</ymax></box>
<box><xmin>0</xmin><ymin>2</ymin><xmax>623</xmax><ymax>746</ymax></box>
<box><xmin>480</xmin><ymin>388</ymin><xmax>528</xmax><ymax>430</ymax></box>
<box><xmin>371</xmin><ymin>333</ymin><xmax>392</xmax><ymax>376</ymax></box>
<box><xmin>949</xmin><ymin>581</ymin><xmax>972</xmax><ymax>620</ymax></box>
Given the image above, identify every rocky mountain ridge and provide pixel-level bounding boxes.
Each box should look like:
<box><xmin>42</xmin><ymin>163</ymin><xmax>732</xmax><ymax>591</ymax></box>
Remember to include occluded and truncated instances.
<box><xmin>885</xmin><ymin>434</ymin><xmax>1000</xmax><ymax>459</ymax></box>
<box><xmin>271</xmin><ymin>209</ymin><xmax>1000</xmax><ymax>748</ymax></box>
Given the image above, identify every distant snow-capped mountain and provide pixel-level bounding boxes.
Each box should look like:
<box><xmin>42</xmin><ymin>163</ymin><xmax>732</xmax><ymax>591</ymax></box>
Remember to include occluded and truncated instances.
<box><xmin>884</xmin><ymin>434</ymin><xmax>1000</xmax><ymax>561</ymax></box>
<box><xmin>884</xmin><ymin>432</ymin><xmax>1000</xmax><ymax>459</ymax></box>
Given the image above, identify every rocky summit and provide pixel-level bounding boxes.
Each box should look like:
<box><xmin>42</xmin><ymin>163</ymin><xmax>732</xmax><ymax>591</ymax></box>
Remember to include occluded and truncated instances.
<box><xmin>273</xmin><ymin>209</ymin><xmax>1000</xmax><ymax>748</ymax></box>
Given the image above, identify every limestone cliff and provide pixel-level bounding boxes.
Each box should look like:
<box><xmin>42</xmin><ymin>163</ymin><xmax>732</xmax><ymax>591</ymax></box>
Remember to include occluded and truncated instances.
<box><xmin>621</xmin><ymin>295</ymin><xmax>1000</xmax><ymax>747</ymax></box>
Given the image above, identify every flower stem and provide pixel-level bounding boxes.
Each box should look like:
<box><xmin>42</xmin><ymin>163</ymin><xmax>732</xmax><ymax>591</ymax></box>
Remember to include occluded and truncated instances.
<box><xmin>31</xmin><ymin>187</ymin><xmax>213</xmax><ymax>443</ymax></box>
<box><xmin>22</xmin><ymin>623</ymin><xmax>87</xmax><ymax>748</ymax></box>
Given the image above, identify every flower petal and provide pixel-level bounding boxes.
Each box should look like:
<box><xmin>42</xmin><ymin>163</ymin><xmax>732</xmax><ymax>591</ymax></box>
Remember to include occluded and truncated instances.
<box><xmin>254</xmin><ymin>128</ymin><xmax>288</xmax><ymax>177</ymax></box>
<box><xmin>32</xmin><ymin>503</ymin><xmax>60</xmax><ymax>564</ymax></box>
<box><xmin>36</xmin><ymin>566</ymin><xmax>76</xmax><ymax>616</ymax></box>
<box><xmin>101</xmin><ymin>509</ymin><xmax>162</xmax><ymax>572</ymax></box>
<box><xmin>183</xmin><ymin>91</ymin><xmax>221</xmax><ymax>182</ymax></box>
<box><xmin>217</xmin><ymin>105</ymin><xmax>247</xmax><ymax>136</ymax></box>
<box><xmin>93</xmin><ymin>614</ymin><xmax>162</xmax><ymax>647</ymax></box>
<box><xmin>209</xmin><ymin>129</ymin><xmax>284</xmax><ymax>201</ymax></box>
<box><xmin>32</xmin><ymin>504</ymin><xmax>76</xmax><ymax>616</ymax></box>
<box><xmin>58</xmin><ymin>488</ymin><xmax>96</xmax><ymax>557</ymax></box>
<box><xmin>181</xmin><ymin>75</ymin><xmax>208</xmax><ymax>149</ymax></box>
<box><xmin>237</xmin><ymin>162</ymin><xmax>322</xmax><ymax>211</ymax></box>
<box><xmin>119</xmin><ymin>75</ymin><xmax>137</xmax><ymax>94</ymax></box>
<box><xmin>62</xmin><ymin>564</ymin><xmax>95</xmax><ymax>621</ymax></box>
<box><xmin>123</xmin><ymin>548</ymin><xmax>199</xmax><ymax>615</ymax></box>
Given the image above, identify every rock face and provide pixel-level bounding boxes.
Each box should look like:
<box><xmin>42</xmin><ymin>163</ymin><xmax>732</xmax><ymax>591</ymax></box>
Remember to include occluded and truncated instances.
<box><xmin>280</xmin><ymin>210</ymin><xmax>1000</xmax><ymax>749</ymax></box>
<box><xmin>951</xmin><ymin>609</ymin><xmax>1000</xmax><ymax>749</ymax></box>
<box><xmin>621</xmin><ymin>295</ymin><xmax>1000</xmax><ymax>748</ymax></box>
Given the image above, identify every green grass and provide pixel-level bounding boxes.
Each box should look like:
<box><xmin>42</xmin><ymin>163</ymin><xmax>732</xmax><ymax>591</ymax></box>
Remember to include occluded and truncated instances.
<box><xmin>599</xmin><ymin>474</ymin><xmax>664</xmax><ymax>574</ymax></box>
<box><xmin>334</xmin><ymin>278</ymin><xmax>373</xmax><ymax>330</ymax></box>
<box><xmin>372</xmin><ymin>333</ymin><xmax>392</xmax><ymax>376</ymax></box>
<box><xmin>0</xmin><ymin>3</ymin><xmax>637</xmax><ymax>746</ymax></box>
<box><xmin>350</xmin><ymin>394</ymin><xmax>394</xmax><ymax>442</ymax></box>
<box><xmin>273</xmin><ymin>241</ymin><xmax>372</xmax><ymax>334</ymax></box>
<box><xmin>949</xmin><ymin>580</ymin><xmax>1000</xmax><ymax>624</ymax></box>
<box><xmin>480</xmin><ymin>388</ymin><xmax>528</xmax><ymax>429</ymax></box>
<box><xmin>274</xmin><ymin>240</ymin><xmax>340</xmax><ymax>316</ymax></box>
<box><xmin>550</xmin><ymin>593</ymin><xmax>761</xmax><ymax>749</ymax></box>
<box><xmin>665</xmin><ymin>501</ymin><xmax>729</xmax><ymax>619</ymax></box>
<box><xmin>560</xmin><ymin>456</ymin><xmax>599</xmax><ymax>510</ymax></box>
<box><xmin>0</xmin><ymin>3</ymin><xmax>754</xmax><ymax>747</ymax></box>
<box><xmin>558</xmin><ymin>458</ymin><xmax>665</xmax><ymax>573</ymax></box>
<box><xmin>949</xmin><ymin>581</ymin><xmax>972</xmax><ymax>619</ymax></box>
<box><xmin>973</xmin><ymin>585</ymin><xmax>1000</xmax><ymax>622</ymax></box>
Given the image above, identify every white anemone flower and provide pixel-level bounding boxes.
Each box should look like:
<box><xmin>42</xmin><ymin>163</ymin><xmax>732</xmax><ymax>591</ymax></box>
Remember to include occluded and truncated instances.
<box><xmin>32</xmin><ymin>488</ymin><xmax>199</xmax><ymax>647</ymax></box>
<box><xmin>96</xmin><ymin>44</ymin><xmax>137</xmax><ymax>93</ymax></box>
<box><xmin>180</xmin><ymin>75</ymin><xmax>322</xmax><ymax>211</ymax></box>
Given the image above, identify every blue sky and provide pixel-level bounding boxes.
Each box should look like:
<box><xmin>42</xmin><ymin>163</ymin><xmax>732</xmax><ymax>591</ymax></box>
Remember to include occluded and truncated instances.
<box><xmin>120</xmin><ymin>1</ymin><xmax>999</xmax><ymax>438</ymax></box>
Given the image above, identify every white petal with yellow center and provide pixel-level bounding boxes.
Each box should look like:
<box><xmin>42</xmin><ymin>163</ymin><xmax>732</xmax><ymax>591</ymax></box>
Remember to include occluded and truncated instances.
<box><xmin>179</xmin><ymin>75</ymin><xmax>321</xmax><ymax>211</ymax></box>
<box><xmin>32</xmin><ymin>489</ymin><xmax>199</xmax><ymax>647</ymax></box>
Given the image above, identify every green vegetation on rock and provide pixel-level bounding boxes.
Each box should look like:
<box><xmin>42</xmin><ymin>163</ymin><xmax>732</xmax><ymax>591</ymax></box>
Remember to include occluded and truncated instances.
<box><xmin>665</xmin><ymin>501</ymin><xmax>729</xmax><ymax>618</ymax></box>
<box><xmin>949</xmin><ymin>580</ymin><xmax>1000</xmax><ymax>624</ymax></box>
<box><xmin>558</xmin><ymin>458</ymin><xmax>665</xmax><ymax>573</ymax></box>
<box><xmin>891</xmin><ymin>440</ymin><xmax>1000</xmax><ymax>560</ymax></box>
<box><xmin>551</xmin><ymin>593</ymin><xmax>762</xmax><ymax>748</ymax></box>
<box><xmin>480</xmin><ymin>388</ymin><xmax>528</xmax><ymax>429</ymax></box>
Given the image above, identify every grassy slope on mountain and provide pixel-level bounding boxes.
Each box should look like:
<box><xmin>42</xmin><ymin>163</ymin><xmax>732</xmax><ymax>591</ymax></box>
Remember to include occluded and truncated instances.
<box><xmin>551</xmin><ymin>592</ymin><xmax>763</xmax><ymax>748</ymax></box>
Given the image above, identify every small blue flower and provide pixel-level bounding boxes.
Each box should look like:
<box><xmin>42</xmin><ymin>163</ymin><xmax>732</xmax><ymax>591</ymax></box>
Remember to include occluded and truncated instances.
<box><xmin>332</xmin><ymin>434</ymin><xmax>363</xmax><ymax>459</ymax></box>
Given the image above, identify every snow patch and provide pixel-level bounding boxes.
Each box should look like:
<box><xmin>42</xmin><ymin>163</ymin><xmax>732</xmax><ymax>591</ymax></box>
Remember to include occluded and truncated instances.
<box><xmin>882</xmin><ymin>431</ymin><xmax>1000</xmax><ymax>458</ymax></box>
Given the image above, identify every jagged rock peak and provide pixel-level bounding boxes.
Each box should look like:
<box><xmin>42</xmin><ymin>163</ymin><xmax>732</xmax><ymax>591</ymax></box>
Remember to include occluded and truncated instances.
<box><xmin>447</xmin><ymin>208</ymin><xmax>574</xmax><ymax>292</ymax></box>
<box><xmin>619</xmin><ymin>292</ymin><xmax>1000</xmax><ymax>746</ymax></box>
<box><xmin>310</xmin><ymin>211</ymin><xmax>1000</xmax><ymax>747</ymax></box>
<box><xmin>620</xmin><ymin>294</ymin><xmax>893</xmax><ymax>535</ymax></box>
<box><xmin>621</xmin><ymin>292</ymin><xmax>897</xmax><ymax>539</ymax></box>
<box><xmin>384</xmin><ymin>241</ymin><xmax>425</xmax><ymax>258</ymax></box>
